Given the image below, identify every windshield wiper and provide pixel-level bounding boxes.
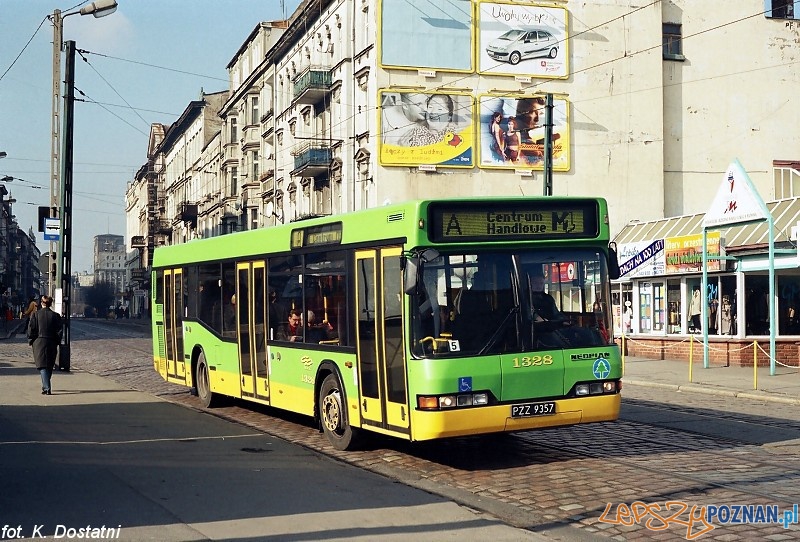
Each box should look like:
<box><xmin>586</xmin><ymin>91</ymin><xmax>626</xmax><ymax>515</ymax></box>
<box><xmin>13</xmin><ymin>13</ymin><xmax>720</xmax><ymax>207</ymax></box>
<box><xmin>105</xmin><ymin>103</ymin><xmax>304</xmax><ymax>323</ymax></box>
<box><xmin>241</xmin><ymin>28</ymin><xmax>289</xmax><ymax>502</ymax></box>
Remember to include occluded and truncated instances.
<box><xmin>477</xmin><ymin>306</ymin><xmax>519</xmax><ymax>356</ymax></box>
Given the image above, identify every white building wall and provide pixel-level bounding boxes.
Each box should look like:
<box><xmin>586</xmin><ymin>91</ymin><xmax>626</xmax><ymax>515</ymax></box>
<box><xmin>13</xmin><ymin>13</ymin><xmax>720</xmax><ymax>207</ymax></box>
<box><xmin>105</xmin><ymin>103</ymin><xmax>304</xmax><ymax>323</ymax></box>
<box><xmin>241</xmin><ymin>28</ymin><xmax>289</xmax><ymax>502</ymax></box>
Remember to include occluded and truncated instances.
<box><xmin>128</xmin><ymin>0</ymin><xmax>800</xmax><ymax>247</ymax></box>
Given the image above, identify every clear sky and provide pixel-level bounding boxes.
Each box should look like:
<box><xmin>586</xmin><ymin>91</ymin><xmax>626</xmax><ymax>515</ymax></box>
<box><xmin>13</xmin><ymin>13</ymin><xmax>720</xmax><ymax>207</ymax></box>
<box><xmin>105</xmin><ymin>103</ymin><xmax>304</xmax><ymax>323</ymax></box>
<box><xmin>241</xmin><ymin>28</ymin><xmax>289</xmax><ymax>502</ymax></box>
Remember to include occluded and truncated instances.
<box><xmin>0</xmin><ymin>0</ymin><xmax>301</xmax><ymax>274</ymax></box>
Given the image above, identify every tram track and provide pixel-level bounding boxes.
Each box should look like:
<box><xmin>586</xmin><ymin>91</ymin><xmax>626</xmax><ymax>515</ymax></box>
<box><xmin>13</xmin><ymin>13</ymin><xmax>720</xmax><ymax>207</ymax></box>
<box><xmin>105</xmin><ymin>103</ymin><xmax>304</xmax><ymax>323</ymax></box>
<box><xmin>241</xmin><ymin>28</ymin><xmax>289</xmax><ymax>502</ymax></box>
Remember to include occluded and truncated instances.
<box><xmin>67</xmin><ymin>321</ymin><xmax>800</xmax><ymax>540</ymax></box>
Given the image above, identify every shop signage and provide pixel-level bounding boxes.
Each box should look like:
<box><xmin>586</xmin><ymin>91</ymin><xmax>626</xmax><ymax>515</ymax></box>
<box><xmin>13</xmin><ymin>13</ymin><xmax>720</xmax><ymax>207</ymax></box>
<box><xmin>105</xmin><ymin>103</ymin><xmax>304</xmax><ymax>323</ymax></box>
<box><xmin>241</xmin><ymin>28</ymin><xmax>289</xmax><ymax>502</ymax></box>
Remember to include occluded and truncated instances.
<box><xmin>618</xmin><ymin>239</ymin><xmax>665</xmax><ymax>278</ymax></box>
<box><xmin>703</xmin><ymin>160</ymin><xmax>768</xmax><ymax>228</ymax></box>
<box><xmin>664</xmin><ymin>232</ymin><xmax>722</xmax><ymax>274</ymax></box>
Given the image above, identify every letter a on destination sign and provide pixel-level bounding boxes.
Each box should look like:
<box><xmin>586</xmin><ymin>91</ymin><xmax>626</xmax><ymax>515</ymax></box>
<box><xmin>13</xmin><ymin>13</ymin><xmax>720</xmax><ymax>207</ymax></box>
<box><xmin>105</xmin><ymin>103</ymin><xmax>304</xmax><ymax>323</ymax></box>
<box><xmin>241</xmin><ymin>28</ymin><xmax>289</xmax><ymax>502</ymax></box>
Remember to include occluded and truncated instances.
<box><xmin>703</xmin><ymin>159</ymin><xmax>769</xmax><ymax>228</ymax></box>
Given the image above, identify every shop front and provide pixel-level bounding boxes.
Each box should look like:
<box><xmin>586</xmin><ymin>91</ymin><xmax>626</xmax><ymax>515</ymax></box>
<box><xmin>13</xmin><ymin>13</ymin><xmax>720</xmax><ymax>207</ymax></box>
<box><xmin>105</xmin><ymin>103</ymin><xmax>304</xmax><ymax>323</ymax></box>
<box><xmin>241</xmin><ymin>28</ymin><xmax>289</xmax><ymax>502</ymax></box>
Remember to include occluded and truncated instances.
<box><xmin>612</xmin><ymin>198</ymin><xmax>800</xmax><ymax>366</ymax></box>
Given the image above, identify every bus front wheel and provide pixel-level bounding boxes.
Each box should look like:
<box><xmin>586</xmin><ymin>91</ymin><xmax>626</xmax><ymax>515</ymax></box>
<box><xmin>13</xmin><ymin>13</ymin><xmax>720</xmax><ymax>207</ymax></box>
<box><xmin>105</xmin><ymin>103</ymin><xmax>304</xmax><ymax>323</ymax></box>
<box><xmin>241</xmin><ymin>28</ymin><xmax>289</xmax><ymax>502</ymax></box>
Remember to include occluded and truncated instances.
<box><xmin>319</xmin><ymin>373</ymin><xmax>359</xmax><ymax>451</ymax></box>
<box><xmin>196</xmin><ymin>352</ymin><xmax>218</xmax><ymax>408</ymax></box>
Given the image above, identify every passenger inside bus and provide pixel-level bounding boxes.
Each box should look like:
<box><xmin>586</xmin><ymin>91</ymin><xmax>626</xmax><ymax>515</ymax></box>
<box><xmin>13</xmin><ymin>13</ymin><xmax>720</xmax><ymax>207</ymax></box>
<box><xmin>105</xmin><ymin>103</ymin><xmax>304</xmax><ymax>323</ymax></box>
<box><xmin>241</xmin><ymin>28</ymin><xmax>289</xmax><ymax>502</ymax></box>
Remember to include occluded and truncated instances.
<box><xmin>304</xmin><ymin>310</ymin><xmax>337</xmax><ymax>343</ymax></box>
<box><xmin>276</xmin><ymin>309</ymin><xmax>303</xmax><ymax>342</ymax></box>
<box><xmin>530</xmin><ymin>270</ymin><xmax>563</xmax><ymax>322</ymax></box>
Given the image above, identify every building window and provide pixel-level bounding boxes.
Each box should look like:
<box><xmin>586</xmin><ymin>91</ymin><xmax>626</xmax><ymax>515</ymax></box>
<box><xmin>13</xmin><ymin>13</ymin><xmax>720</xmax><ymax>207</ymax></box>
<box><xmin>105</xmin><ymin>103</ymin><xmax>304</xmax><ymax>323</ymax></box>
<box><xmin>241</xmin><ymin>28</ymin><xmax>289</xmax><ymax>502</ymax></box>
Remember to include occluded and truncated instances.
<box><xmin>662</xmin><ymin>23</ymin><xmax>684</xmax><ymax>60</ymax></box>
<box><xmin>230</xmin><ymin>167</ymin><xmax>238</xmax><ymax>197</ymax></box>
<box><xmin>765</xmin><ymin>0</ymin><xmax>797</xmax><ymax>19</ymax></box>
<box><xmin>230</xmin><ymin>117</ymin><xmax>238</xmax><ymax>143</ymax></box>
<box><xmin>251</xmin><ymin>96</ymin><xmax>259</xmax><ymax>125</ymax></box>
<box><xmin>252</xmin><ymin>151</ymin><xmax>259</xmax><ymax>180</ymax></box>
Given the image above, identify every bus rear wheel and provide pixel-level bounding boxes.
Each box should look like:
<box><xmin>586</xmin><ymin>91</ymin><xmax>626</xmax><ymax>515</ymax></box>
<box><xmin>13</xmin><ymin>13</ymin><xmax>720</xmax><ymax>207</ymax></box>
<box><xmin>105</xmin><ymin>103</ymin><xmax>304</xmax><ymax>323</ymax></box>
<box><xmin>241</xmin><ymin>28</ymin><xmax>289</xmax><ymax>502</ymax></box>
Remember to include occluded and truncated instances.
<box><xmin>196</xmin><ymin>352</ymin><xmax>218</xmax><ymax>408</ymax></box>
<box><xmin>319</xmin><ymin>373</ymin><xmax>359</xmax><ymax>450</ymax></box>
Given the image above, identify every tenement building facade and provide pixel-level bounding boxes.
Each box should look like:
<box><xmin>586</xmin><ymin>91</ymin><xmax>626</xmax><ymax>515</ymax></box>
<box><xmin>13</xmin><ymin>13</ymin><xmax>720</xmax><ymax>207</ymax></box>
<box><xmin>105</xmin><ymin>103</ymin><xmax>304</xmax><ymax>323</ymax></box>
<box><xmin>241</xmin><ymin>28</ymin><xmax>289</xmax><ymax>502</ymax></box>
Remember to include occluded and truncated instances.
<box><xmin>125</xmin><ymin>0</ymin><xmax>800</xmax><ymax>361</ymax></box>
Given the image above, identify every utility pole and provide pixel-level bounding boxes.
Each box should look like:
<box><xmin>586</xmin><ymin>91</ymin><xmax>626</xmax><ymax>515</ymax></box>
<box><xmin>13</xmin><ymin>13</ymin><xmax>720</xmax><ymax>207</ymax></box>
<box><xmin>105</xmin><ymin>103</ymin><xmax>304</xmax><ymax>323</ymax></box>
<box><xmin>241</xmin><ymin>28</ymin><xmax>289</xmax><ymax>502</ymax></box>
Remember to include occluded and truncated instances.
<box><xmin>542</xmin><ymin>93</ymin><xmax>554</xmax><ymax>196</ymax></box>
<box><xmin>57</xmin><ymin>40</ymin><xmax>76</xmax><ymax>371</ymax></box>
<box><xmin>50</xmin><ymin>9</ymin><xmax>62</xmax><ymax>297</ymax></box>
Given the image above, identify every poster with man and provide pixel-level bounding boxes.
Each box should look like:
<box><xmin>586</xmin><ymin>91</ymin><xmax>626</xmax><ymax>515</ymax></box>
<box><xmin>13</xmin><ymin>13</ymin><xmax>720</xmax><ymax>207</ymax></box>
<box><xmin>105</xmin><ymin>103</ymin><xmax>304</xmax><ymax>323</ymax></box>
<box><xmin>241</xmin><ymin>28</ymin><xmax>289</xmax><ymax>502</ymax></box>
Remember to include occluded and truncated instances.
<box><xmin>478</xmin><ymin>1</ymin><xmax>568</xmax><ymax>78</ymax></box>
<box><xmin>379</xmin><ymin>90</ymin><xmax>474</xmax><ymax>167</ymax></box>
<box><xmin>478</xmin><ymin>94</ymin><xmax>570</xmax><ymax>170</ymax></box>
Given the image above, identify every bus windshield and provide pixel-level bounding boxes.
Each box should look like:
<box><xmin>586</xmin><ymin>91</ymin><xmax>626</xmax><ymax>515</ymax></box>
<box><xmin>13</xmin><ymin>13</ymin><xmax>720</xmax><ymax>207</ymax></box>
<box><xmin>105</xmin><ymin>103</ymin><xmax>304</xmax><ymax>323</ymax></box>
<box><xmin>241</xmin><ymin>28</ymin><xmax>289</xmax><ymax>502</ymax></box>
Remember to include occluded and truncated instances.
<box><xmin>410</xmin><ymin>249</ymin><xmax>612</xmax><ymax>357</ymax></box>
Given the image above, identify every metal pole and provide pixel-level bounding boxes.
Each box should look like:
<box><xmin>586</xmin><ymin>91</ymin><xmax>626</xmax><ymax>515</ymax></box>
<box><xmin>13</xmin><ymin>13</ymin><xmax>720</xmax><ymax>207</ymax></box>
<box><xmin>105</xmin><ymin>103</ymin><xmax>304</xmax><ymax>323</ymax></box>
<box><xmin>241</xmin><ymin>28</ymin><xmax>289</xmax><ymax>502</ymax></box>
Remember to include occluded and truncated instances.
<box><xmin>542</xmin><ymin>94</ymin><xmax>554</xmax><ymax>196</ymax></box>
<box><xmin>50</xmin><ymin>10</ymin><xmax>62</xmax><ymax>297</ymax></box>
<box><xmin>57</xmin><ymin>40</ymin><xmax>75</xmax><ymax>371</ymax></box>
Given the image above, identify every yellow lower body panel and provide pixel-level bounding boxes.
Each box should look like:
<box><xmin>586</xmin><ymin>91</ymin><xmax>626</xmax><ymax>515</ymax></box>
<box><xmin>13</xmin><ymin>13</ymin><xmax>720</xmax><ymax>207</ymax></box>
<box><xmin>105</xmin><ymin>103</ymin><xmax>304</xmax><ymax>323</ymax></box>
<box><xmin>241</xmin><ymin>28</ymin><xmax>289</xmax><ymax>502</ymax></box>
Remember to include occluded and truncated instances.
<box><xmin>410</xmin><ymin>394</ymin><xmax>620</xmax><ymax>442</ymax></box>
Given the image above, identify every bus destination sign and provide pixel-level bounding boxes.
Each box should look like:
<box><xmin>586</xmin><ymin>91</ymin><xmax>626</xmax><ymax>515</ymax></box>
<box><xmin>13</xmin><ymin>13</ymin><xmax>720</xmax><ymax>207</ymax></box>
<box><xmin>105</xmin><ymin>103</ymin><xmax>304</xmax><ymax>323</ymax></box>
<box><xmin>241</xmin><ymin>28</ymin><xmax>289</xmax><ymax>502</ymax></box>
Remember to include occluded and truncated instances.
<box><xmin>291</xmin><ymin>222</ymin><xmax>343</xmax><ymax>249</ymax></box>
<box><xmin>429</xmin><ymin>202</ymin><xmax>598</xmax><ymax>243</ymax></box>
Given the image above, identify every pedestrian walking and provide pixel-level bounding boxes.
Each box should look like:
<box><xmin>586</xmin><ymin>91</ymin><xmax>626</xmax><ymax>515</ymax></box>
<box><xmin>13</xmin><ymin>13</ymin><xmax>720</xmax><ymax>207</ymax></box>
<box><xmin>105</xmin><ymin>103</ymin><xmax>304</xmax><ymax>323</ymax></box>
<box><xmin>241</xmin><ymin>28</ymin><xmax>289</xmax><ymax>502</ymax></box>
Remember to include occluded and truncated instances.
<box><xmin>27</xmin><ymin>295</ymin><xmax>62</xmax><ymax>395</ymax></box>
<box><xmin>21</xmin><ymin>295</ymin><xmax>38</xmax><ymax>328</ymax></box>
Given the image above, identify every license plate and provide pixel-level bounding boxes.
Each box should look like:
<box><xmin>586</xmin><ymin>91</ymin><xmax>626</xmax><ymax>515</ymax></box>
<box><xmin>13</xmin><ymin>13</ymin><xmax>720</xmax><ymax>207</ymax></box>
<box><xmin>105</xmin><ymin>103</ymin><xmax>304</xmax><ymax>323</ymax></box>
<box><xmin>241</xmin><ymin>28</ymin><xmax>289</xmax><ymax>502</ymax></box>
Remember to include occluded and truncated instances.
<box><xmin>511</xmin><ymin>402</ymin><xmax>556</xmax><ymax>418</ymax></box>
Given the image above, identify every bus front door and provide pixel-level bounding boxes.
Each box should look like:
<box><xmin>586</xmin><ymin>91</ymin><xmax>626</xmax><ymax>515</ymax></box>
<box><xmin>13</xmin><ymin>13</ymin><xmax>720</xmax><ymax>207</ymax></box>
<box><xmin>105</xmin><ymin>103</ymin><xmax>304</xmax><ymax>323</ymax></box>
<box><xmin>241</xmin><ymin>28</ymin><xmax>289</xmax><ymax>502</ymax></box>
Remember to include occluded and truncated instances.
<box><xmin>355</xmin><ymin>248</ymin><xmax>410</xmax><ymax>437</ymax></box>
<box><xmin>163</xmin><ymin>269</ymin><xmax>186</xmax><ymax>383</ymax></box>
<box><xmin>237</xmin><ymin>262</ymin><xmax>269</xmax><ymax>401</ymax></box>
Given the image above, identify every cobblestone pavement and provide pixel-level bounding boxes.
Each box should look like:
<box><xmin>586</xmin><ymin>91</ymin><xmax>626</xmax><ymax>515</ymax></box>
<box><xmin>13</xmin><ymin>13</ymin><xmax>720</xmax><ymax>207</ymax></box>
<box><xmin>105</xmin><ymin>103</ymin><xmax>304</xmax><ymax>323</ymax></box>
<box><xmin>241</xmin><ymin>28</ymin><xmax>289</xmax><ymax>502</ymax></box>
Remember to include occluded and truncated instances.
<box><xmin>9</xmin><ymin>320</ymin><xmax>800</xmax><ymax>541</ymax></box>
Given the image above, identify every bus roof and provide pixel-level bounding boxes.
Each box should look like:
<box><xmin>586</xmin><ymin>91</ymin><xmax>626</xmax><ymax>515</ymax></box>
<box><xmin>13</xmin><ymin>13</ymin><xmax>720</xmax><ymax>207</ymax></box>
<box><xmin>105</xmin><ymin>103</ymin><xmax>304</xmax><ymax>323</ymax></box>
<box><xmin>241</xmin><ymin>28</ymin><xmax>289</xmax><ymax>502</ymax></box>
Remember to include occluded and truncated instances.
<box><xmin>152</xmin><ymin>196</ymin><xmax>609</xmax><ymax>268</ymax></box>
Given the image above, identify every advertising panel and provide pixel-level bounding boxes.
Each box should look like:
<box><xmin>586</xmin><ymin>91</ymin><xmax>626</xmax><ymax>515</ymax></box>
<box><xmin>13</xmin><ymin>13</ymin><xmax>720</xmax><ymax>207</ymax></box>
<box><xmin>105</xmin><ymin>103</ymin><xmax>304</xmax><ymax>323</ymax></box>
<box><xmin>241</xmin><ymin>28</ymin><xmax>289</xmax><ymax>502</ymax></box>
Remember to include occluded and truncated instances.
<box><xmin>665</xmin><ymin>232</ymin><xmax>722</xmax><ymax>274</ymax></box>
<box><xmin>478</xmin><ymin>1</ymin><xmax>568</xmax><ymax>78</ymax></box>
<box><xmin>379</xmin><ymin>90</ymin><xmax>474</xmax><ymax>167</ymax></box>
<box><xmin>618</xmin><ymin>239</ymin><xmax>666</xmax><ymax>278</ymax></box>
<box><xmin>379</xmin><ymin>0</ymin><xmax>473</xmax><ymax>72</ymax></box>
<box><xmin>478</xmin><ymin>94</ymin><xmax>569</xmax><ymax>170</ymax></box>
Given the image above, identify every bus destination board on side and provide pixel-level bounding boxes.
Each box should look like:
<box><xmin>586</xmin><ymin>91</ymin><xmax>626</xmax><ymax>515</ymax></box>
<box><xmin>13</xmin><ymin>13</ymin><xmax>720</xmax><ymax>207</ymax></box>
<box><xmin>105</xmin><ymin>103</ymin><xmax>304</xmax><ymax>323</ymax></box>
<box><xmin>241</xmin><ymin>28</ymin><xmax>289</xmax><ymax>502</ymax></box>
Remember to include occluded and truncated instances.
<box><xmin>291</xmin><ymin>222</ymin><xmax>343</xmax><ymax>249</ymax></box>
<box><xmin>429</xmin><ymin>201</ymin><xmax>599</xmax><ymax>242</ymax></box>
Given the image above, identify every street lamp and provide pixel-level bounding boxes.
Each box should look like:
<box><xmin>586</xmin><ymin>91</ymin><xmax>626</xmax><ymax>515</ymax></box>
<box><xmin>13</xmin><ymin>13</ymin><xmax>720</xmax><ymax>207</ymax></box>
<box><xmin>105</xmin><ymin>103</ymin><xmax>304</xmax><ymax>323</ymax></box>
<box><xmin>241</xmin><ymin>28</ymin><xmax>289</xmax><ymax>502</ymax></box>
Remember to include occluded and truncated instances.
<box><xmin>51</xmin><ymin>0</ymin><xmax>118</xmax><ymax>371</ymax></box>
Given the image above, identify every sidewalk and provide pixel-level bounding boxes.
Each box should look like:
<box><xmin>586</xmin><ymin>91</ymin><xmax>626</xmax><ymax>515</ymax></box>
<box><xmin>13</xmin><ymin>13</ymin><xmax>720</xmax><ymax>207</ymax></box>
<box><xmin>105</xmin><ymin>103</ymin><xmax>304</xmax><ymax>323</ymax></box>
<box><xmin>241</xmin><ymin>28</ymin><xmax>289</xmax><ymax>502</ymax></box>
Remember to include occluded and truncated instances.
<box><xmin>622</xmin><ymin>353</ymin><xmax>800</xmax><ymax>405</ymax></box>
<box><xmin>0</xmin><ymin>346</ymin><xmax>548</xmax><ymax>542</ymax></box>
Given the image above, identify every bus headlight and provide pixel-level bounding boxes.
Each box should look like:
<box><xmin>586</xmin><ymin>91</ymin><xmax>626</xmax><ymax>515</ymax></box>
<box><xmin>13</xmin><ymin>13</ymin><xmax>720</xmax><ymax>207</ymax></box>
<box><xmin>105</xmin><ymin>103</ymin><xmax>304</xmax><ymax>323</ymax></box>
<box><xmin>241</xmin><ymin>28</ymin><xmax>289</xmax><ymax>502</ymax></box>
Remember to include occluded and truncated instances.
<box><xmin>417</xmin><ymin>392</ymin><xmax>491</xmax><ymax>411</ymax></box>
<box><xmin>573</xmin><ymin>381</ymin><xmax>619</xmax><ymax>397</ymax></box>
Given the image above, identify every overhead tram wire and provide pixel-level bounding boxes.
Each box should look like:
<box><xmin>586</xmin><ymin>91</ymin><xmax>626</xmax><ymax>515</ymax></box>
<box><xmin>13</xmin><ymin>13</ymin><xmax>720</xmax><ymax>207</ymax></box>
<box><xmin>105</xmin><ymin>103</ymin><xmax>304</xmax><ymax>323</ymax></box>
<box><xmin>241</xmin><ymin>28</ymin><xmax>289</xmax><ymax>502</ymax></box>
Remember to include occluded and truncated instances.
<box><xmin>77</xmin><ymin>48</ymin><xmax>150</xmax><ymax>129</ymax></box>
<box><xmin>79</xmin><ymin>49</ymin><xmax>228</xmax><ymax>82</ymax></box>
<box><xmin>74</xmin><ymin>86</ymin><xmax>149</xmax><ymax>137</ymax></box>
<box><xmin>0</xmin><ymin>16</ymin><xmax>47</xmax><ymax>84</ymax></box>
<box><xmin>63</xmin><ymin>3</ymin><xmax>775</xmax><ymax>165</ymax></box>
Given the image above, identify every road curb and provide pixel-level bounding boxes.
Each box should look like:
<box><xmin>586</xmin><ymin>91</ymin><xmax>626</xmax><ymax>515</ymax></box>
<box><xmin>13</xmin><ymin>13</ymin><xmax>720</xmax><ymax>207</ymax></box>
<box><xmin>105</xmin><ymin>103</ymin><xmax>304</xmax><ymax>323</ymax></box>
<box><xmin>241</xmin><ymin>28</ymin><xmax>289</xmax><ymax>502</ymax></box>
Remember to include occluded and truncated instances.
<box><xmin>625</xmin><ymin>378</ymin><xmax>800</xmax><ymax>404</ymax></box>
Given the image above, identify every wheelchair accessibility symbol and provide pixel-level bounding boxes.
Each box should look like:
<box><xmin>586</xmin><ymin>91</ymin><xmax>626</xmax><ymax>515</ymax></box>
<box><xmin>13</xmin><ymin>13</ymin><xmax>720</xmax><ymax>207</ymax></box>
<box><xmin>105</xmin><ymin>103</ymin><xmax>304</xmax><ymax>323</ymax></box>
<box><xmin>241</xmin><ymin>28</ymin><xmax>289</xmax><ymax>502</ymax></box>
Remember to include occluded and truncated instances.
<box><xmin>459</xmin><ymin>377</ymin><xmax>472</xmax><ymax>392</ymax></box>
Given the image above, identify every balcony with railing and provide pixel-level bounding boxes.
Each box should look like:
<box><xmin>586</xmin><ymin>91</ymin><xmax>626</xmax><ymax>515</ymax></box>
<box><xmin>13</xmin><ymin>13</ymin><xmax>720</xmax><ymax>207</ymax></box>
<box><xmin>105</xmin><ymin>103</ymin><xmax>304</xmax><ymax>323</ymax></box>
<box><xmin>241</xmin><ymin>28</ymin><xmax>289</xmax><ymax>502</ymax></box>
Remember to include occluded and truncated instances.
<box><xmin>293</xmin><ymin>67</ymin><xmax>332</xmax><ymax>105</ymax></box>
<box><xmin>291</xmin><ymin>143</ymin><xmax>332</xmax><ymax>177</ymax></box>
<box><xmin>259</xmin><ymin>169</ymin><xmax>276</xmax><ymax>195</ymax></box>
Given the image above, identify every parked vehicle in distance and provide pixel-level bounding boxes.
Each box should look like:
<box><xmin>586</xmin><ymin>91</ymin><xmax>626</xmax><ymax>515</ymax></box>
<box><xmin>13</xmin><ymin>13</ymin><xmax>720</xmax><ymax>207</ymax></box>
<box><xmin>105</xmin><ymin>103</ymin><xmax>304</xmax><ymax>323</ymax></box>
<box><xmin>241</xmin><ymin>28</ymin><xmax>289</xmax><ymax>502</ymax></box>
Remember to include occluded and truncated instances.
<box><xmin>486</xmin><ymin>27</ymin><xmax>559</xmax><ymax>65</ymax></box>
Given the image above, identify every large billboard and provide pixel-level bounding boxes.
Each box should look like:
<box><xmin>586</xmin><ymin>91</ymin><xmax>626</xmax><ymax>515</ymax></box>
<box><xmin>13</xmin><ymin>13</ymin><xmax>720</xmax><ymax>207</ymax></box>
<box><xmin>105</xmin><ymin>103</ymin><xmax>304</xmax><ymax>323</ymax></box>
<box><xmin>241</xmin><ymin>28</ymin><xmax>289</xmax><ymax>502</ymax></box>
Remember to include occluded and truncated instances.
<box><xmin>478</xmin><ymin>1</ymin><xmax>568</xmax><ymax>78</ymax></box>
<box><xmin>477</xmin><ymin>94</ymin><xmax>570</xmax><ymax>170</ymax></box>
<box><xmin>379</xmin><ymin>90</ymin><xmax>474</xmax><ymax>168</ymax></box>
<box><xmin>379</xmin><ymin>0</ymin><xmax>473</xmax><ymax>72</ymax></box>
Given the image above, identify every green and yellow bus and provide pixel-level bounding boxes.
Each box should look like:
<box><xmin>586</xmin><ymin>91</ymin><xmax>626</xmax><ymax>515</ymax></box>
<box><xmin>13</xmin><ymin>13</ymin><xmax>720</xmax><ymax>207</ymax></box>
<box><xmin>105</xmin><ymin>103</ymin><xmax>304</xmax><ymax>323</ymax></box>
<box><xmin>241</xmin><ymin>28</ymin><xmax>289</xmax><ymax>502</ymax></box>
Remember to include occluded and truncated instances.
<box><xmin>152</xmin><ymin>197</ymin><xmax>622</xmax><ymax>450</ymax></box>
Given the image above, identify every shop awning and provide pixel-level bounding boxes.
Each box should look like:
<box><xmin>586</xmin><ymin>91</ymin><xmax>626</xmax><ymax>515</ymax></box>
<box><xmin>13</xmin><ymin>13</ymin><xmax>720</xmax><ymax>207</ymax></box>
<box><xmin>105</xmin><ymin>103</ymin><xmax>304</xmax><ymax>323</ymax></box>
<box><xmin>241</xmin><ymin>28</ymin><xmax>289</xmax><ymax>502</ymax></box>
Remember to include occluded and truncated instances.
<box><xmin>613</xmin><ymin>197</ymin><xmax>800</xmax><ymax>249</ymax></box>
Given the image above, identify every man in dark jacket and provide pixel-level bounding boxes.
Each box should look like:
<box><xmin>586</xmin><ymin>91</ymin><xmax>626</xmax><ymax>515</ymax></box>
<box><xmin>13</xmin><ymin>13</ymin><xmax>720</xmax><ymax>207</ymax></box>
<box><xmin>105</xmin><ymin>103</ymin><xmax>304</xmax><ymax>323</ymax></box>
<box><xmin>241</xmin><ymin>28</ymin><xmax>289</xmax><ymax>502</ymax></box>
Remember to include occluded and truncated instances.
<box><xmin>27</xmin><ymin>295</ymin><xmax>62</xmax><ymax>395</ymax></box>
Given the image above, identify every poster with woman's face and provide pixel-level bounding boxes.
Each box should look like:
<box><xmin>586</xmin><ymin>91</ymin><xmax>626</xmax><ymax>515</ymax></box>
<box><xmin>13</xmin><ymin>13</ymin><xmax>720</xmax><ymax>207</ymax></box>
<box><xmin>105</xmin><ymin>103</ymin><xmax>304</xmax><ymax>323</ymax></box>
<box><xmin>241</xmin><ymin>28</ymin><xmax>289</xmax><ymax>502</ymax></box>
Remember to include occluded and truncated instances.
<box><xmin>379</xmin><ymin>90</ymin><xmax>474</xmax><ymax>168</ymax></box>
<box><xmin>477</xmin><ymin>94</ymin><xmax>570</xmax><ymax>171</ymax></box>
<box><xmin>478</xmin><ymin>1</ymin><xmax>568</xmax><ymax>78</ymax></box>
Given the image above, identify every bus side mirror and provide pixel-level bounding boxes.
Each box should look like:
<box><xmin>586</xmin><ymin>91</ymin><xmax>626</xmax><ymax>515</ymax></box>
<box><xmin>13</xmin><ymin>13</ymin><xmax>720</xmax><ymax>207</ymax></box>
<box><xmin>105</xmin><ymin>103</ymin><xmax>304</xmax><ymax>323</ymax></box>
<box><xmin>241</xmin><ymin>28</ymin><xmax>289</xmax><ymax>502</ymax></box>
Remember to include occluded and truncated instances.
<box><xmin>608</xmin><ymin>242</ymin><xmax>621</xmax><ymax>280</ymax></box>
<box><xmin>403</xmin><ymin>257</ymin><xmax>419</xmax><ymax>294</ymax></box>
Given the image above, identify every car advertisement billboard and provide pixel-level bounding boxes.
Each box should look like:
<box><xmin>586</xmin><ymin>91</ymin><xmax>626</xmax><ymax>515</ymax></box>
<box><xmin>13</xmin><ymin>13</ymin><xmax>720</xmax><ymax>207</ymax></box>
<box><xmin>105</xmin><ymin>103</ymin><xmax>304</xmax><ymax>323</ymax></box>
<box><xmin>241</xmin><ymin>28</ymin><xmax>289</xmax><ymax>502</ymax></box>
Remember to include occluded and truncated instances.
<box><xmin>478</xmin><ymin>1</ymin><xmax>568</xmax><ymax>78</ymax></box>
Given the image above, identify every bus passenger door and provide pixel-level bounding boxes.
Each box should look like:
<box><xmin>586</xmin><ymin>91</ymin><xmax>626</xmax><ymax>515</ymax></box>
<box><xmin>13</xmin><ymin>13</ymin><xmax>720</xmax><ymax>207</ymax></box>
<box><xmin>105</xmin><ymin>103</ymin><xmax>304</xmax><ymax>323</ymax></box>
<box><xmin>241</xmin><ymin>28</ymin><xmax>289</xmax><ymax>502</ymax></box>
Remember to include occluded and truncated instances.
<box><xmin>237</xmin><ymin>263</ymin><xmax>254</xmax><ymax>397</ymax></box>
<box><xmin>252</xmin><ymin>262</ymin><xmax>269</xmax><ymax>400</ymax></box>
<box><xmin>354</xmin><ymin>248</ymin><xmax>410</xmax><ymax>435</ymax></box>
<box><xmin>164</xmin><ymin>269</ymin><xmax>186</xmax><ymax>382</ymax></box>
